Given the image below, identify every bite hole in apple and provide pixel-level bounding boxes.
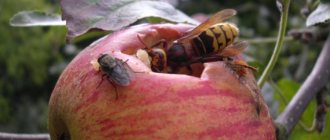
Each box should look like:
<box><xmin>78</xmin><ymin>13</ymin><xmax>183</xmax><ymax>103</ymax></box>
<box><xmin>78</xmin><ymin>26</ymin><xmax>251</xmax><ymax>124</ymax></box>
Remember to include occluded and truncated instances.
<box><xmin>134</xmin><ymin>48</ymin><xmax>204</xmax><ymax>77</ymax></box>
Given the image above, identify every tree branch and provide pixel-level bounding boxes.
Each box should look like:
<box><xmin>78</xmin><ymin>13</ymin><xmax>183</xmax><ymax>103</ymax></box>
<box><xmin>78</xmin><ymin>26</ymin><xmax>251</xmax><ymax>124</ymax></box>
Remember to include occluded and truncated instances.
<box><xmin>0</xmin><ymin>132</ymin><xmax>50</xmax><ymax>140</ymax></box>
<box><xmin>275</xmin><ymin>34</ymin><xmax>330</xmax><ymax>137</ymax></box>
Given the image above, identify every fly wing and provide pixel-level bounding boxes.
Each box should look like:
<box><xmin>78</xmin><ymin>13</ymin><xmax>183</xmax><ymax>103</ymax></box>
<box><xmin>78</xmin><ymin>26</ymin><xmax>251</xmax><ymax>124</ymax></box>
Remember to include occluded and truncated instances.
<box><xmin>177</xmin><ymin>9</ymin><xmax>237</xmax><ymax>42</ymax></box>
<box><xmin>109</xmin><ymin>59</ymin><xmax>134</xmax><ymax>86</ymax></box>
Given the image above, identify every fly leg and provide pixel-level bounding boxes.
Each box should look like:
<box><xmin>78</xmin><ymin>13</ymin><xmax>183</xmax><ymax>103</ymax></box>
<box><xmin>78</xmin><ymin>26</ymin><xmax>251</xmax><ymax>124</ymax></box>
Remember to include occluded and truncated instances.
<box><xmin>97</xmin><ymin>74</ymin><xmax>119</xmax><ymax>99</ymax></box>
<box><xmin>97</xmin><ymin>74</ymin><xmax>107</xmax><ymax>88</ymax></box>
<box><xmin>107</xmin><ymin>79</ymin><xmax>119</xmax><ymax>100</ymax></box>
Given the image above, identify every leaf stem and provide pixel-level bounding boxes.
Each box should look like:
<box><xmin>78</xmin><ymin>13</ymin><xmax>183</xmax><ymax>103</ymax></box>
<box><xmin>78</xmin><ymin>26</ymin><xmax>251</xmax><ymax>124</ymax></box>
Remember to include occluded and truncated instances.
<box><xmin>257</xmin><ymin>0</ymin><xmax>291</xmax><ymax>87</ymax></box>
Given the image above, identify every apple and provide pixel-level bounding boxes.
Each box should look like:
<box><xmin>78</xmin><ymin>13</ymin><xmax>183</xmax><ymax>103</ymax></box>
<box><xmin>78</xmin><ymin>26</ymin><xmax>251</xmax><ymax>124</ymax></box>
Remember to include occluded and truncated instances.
<box><xmin>48</xmin><ymin>23</ymin><xmax>276</xmax><ymax>139</ymax></box>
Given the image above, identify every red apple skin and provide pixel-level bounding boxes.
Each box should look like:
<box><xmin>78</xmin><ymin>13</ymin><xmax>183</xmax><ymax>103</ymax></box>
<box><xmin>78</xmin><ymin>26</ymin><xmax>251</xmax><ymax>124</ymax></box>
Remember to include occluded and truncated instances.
<box><xmin>48</xmin><ymin>24</ymin><xmax>276</xmax><ymax>140</ymax></box>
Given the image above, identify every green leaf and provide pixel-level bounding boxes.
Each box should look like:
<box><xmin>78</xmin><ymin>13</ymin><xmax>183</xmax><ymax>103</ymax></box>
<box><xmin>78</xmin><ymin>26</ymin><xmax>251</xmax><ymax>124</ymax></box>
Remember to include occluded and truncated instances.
<box><xmin>60</xmin><ymin>0</ymin><xmax>198</xmax><ymax>40</ymax></box>
<box><xmin>277</xmin><ymin>79</ymin><xmax>300</xmax><ymax>97</ymax></box>
<box><xmin>9</xmin><ymin>11</ymin><xmax>66</xmax><ymax>27</ymax></box>
<box><xmin>306</xmin><ymin>3</ymin><xmax>330</xmax><ymax>27</ymax></box>
<box><xmin>0</xmin><ymin>95</ymin><xmax>10</xmax><ymax>122</ymax></box>
<box><xmin>274</xmin><ymin>79</ymin><xmax>300</xmax><ymax>112</ymax></box>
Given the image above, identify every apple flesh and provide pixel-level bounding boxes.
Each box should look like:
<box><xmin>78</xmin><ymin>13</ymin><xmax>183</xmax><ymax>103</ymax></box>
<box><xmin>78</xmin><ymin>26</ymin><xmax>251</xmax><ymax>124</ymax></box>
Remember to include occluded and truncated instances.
<box><xmin>48</xmin><ymin>24</ymin><xmax>275</xmax><ymax>139</ymax></box>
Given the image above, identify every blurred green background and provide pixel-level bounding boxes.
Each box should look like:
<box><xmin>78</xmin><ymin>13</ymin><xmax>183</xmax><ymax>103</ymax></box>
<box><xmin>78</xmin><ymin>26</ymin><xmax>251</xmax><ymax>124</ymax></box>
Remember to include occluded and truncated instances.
<box><xmin>0</xmin><ymin>0</ymin><xmax>66</xmax><ymax>133</ymax></box>
<box><xmin>0</xmin><ymin>0</ymin><xmax>329</xmax><ymax>139</ymax></box>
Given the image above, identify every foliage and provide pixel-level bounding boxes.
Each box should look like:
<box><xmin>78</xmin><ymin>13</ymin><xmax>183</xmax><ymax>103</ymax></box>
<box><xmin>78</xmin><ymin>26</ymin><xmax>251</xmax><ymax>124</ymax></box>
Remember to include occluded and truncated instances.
<box><xmin>10</xmin><ymin>11</ymin><xmax>65</xmax><ymax>27</ymax></box>
<box><xmin>274</xmin><ymin>79</ymin><xmax>330</xmax><ymax>139</ymax></box>
<box><xmin>0</xmin><ymin>0</ymin><xmax>66</xmax><ymax>133</ymax></box>
<box><xmin>306</xmin><ymin>2</ymin><xmax>330</xmax><ymax>26</ymax></box>
<box><xmin>61</xmin><ymin>0</ymin><xmax>198</xmax><ymax>40</ymax></box>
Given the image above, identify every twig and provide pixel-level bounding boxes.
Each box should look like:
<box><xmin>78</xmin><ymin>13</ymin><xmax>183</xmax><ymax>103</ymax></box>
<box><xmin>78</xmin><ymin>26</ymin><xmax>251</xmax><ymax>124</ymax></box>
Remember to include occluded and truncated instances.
<box><xmin>268</xmin><ymin>78</ymin><xmax>289</xmax><ymax>104</ymax></box>
<box><xmin>314</xmin><ymin>89</ymin><xmax>328</xmax><ymax>133</ymax></box>
<box><xmin>268</xmin><ymin>78</ymin><xmax>317</xmax><ymax>132</ymax></box>
<box><xmin>243</xmin><ymin>36</ymin><xmax>294</xmax><ymax>45</ymax></box>
<box><xmin>275</xmin><ymin>34</ymin><xmax>330</xmax><ymax>136</ymax></box>
<box><xmin>0</xmin><ymin>132</ymin><xmax>50</xmax><ymax>140</ymax></box>
<box><xmin>288</xmin><ymin>27</ymin><xmax>330</xmax><ymax>43</ymax></box>
<box><xmin>294</xmin><ymin>45</ymin><xmax>309</xmax><ymax>81</ymax></box>
<box><xmin>258</xmin><ymin>0</ymin><xmax>291</xmax><ymax>87</ymax></box>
